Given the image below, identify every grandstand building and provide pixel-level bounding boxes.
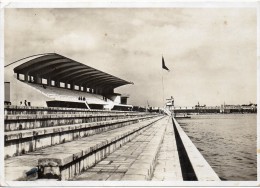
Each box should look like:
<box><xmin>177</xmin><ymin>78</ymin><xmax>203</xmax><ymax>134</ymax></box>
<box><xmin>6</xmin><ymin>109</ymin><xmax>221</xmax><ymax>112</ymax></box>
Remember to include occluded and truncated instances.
<box><xmin>4</xmin><ymin>53</ymin><xmax>133</xmax><ymax>111</ymax></box>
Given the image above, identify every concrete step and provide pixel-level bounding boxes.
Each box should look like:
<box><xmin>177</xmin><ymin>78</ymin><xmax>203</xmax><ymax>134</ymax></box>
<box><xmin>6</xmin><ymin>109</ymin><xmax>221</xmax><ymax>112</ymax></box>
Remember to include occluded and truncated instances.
<box><xmin>5</xmin><ymin>112</ymin><xmax>151</xmax><ymax>132</ymax></box>
<box><xmin>5</xmin><ymin>116</ymin><xmax>163</xmax><ymax>181</ymax></box>
<box><xmin>5</xmin><ymin>105</ymin><xmax>151</xmax><ymax>115</ymax></box>
<box><xmin>74</xmin><ymin>117</ymin><xmax>169</xmax><ymax>181</ymax></box>
<box><xmin>5</xmin><ymin>115</ymin><xmax>158</xmax><ymax>158</ymax></box>
<box><xmin>5</xmin><ymin>112</ymin><xmax>146</xmax><ymax>121</ymax></box>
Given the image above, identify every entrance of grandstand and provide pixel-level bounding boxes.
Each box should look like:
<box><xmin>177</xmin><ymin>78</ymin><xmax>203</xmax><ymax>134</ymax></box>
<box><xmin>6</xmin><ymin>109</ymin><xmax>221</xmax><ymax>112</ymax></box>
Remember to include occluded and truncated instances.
<box><xmin>112</xmin><ymin>105</ymin><xmax>133</xmax><ymax>111</ymax></box>
<box><xmin>88</xmin><ymin>104</ymin><xmax>104</xmax><ymax>110</ymax></box>
<box><xmin>46</xmin><ymin>101</ymin><xmax>89</xmax><ymax>109</ymax></box>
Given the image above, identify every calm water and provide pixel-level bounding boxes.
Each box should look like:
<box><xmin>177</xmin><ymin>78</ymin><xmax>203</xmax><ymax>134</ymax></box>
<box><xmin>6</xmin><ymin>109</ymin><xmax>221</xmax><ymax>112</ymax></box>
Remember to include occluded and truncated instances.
<box><xmin>177</xmin><ymin>114</ymin><xmax>257</xmax><ymax>181</ymax></box>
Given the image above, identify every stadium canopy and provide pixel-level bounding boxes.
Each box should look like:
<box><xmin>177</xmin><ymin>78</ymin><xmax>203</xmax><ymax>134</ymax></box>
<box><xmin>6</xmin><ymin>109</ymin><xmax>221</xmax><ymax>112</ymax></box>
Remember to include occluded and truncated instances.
<box><xmin>12</xmin><ymin>53</ymin><xmax>133</xmax><ymax>89</ymax></box>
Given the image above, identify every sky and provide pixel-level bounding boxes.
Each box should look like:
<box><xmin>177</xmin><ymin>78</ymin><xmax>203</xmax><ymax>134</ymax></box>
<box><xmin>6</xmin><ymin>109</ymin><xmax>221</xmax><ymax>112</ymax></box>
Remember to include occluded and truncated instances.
<box><xmin>4</xmin><ymin>8</ymin><xmax>257</xmax><ymax>107</ymax></box>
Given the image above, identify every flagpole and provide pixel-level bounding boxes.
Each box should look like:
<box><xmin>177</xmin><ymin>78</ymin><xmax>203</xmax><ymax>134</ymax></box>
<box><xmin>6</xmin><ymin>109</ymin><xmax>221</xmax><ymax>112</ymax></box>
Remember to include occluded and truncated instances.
<box><xmin>161</xmin><ymin>55</ymin><xmax>170</xmax><ymax>109</ymax></box>
<box><xmin>161</xmin><ymin>66</ymin><xmax>165</xmax><ymax>108</ymax></box>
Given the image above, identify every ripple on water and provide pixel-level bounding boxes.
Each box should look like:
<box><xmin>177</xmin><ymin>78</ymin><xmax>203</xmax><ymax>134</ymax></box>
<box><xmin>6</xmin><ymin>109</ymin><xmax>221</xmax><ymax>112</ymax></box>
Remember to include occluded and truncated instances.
<box><xmin>178</xmin><ymin>114</ymin><xmax>257</xmax><ymax>181</ymax></box>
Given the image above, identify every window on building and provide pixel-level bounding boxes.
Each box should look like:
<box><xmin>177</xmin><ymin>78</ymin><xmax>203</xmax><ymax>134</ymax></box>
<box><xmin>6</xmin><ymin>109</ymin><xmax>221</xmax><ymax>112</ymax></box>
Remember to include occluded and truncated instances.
<box><xmin>60</xmin><ymin>82</ymin><xmax>65</xmax><ymax>88</ymax></box>
<box><xmin>42</xmin><ymin>78</ymin><xmax>47</xmax><ymax>85</ymax></box>
<box><xmin>74</xmin><ymin>85</ymin><xmax>79</xmax><ymax>90</ymax></box>
<box><xmin>19</xmin><ymin>74</ymin><xmax>25</xmax><ymax>81</ymax></box>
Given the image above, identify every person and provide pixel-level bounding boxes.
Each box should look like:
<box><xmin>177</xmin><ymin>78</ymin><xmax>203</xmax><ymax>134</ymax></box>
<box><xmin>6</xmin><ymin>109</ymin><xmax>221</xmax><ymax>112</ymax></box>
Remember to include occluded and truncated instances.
<box><xmin>20</xmin><ymin>101</ymin><xmax>23</xmax><ymax>106</ymax></box>
<box><xmin>24</xmin><ymin>100</ymin><xmax>27</xmax><ymax>106</ymax></box>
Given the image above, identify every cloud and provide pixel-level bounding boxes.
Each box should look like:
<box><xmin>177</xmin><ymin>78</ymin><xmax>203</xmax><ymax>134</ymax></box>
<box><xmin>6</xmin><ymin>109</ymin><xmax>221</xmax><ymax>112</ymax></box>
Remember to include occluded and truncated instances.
<box><xmin>4</xmin><ymin>8</ymin><xmax>257</xmax><ymax>107</ymax></box>
<box><xmin>53</xmin><ymin>32</ymin><xmax>98</xmax><ymax>52</ymax></box>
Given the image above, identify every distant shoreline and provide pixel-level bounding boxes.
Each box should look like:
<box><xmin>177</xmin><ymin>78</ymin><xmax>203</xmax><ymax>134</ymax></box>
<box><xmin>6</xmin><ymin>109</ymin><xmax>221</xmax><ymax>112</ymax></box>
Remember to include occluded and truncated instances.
<box><xmin>174</xmin><ymin>112</ymin><xmax>257</xmax><ymax>116</ymax></box>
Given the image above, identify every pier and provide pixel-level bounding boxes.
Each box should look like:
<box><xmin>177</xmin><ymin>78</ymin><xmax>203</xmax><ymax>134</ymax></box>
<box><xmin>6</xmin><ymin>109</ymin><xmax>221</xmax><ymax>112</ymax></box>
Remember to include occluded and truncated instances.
<box><xmin>4</xmin><ymin>106</ymin><xmax>220</xmax><ymax>181</ymax></box>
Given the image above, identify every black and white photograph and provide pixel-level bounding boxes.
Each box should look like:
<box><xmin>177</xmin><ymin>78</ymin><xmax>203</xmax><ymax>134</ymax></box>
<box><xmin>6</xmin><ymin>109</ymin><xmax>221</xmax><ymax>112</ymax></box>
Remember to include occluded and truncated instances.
<box><xmin>1</xmin><ymin>1</ymin><xmax>259</xmax><ymax>187</ymax></box>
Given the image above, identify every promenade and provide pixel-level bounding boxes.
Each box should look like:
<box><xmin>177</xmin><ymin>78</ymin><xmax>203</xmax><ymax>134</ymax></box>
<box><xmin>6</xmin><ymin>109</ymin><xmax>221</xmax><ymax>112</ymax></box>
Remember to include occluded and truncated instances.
<box><xmin>74</xmin><ymin>116</ymin><xmax>170</xmax><ymax>180</ymax></box>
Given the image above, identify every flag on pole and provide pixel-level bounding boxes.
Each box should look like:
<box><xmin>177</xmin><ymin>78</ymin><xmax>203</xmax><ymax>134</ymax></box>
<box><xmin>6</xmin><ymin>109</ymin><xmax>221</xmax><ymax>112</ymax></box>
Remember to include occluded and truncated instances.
<box><xmin>162</xmin><ymin>56</ymin><xmax>170</xmax><ymax>71</ymax></box>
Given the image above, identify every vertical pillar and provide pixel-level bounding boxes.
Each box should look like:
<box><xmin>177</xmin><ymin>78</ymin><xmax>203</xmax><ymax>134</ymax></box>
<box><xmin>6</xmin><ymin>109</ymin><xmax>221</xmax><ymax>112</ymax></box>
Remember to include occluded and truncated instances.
<box><xmin>82</xmin><ymin>85</ymin><xmax>87</xmax><ymax>92</ymax></box>
<box><xmin>99</xmin><ymin>88</ymin><xmax>103</xmax><ymax>95</ymax></box>
<box><xmin>71</xmin><ymin>82</ymin><xmax>75</xmax><ymax>90</ymax></box>
<box><xmin>4</xmin><ymin>82</ymin><xmax>10</xmax><ymax>103</ymax></box>
<box><xmin>24</xmin><ymin>73</ymin><xmax>28</xmax><ymax>82</ymax></box>
<box><xmin>55</xmin><ymin>81</ymin><xmax>60</xmax><ymax>87</ymax></box>
<box><xmin>47</xmin><ymin>77</ymin><xmax>51</xmax><ymax>86</ymax></box>
<box><xmin>36</xmin><ymin>75</ymin><xmax>42</xmax><ymax>84</ymax></box>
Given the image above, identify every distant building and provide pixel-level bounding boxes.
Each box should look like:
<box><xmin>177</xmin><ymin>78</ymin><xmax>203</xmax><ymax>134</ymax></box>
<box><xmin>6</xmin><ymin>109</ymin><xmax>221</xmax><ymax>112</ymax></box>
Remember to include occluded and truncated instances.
<box><xmin>166</xmin><ymin>96</ymin><xmax>174</xmax><ymax>111</ymax></box>
<box><xmin>173</xmin><ymin>102</ymin><xmax>257</xmax><ymax>114</ymax></box>
<box><xmin>220</xmin><ymin>103</ymin><xmax>257</xmax><ymax>113</ymax></box>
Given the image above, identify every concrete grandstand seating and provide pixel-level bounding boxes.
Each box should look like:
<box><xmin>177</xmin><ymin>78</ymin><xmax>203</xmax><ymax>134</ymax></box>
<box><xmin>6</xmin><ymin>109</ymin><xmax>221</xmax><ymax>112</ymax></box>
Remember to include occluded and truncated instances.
<box><xmin>5</xmin><ymin>105</ymin><xmax>159</xmax><ymax>158</ymax></box>
<box><xmin>4</xmin><ymin>106</ymin><xmax>150</xmax><ymax>132</ymax></box>
<box><xmin>5</xmin><ymin>116</ymin><xmax>163</xmax><ymax>181</ymax></box>
<box><xmin>37</xmin><ymin>116</ymin><xmax>164</xmax><ymax>180</ymax></box>
<box><xmin>5</xmin><ymin>115</ymin><xmax>159</xmax><ymax>158</ymax></box>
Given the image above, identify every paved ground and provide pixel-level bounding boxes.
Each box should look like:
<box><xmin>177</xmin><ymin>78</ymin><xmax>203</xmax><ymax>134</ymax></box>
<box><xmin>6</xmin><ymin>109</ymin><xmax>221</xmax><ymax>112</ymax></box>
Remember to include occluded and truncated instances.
<box><xmin>151</xmin><ymin>117</ymin><xmax>183</xmax><ymax>181</ymax></box>
<box><xmin>74</xmin><ymin>116</ymin><xmax>183</xmax><ymax>181</ymax></box>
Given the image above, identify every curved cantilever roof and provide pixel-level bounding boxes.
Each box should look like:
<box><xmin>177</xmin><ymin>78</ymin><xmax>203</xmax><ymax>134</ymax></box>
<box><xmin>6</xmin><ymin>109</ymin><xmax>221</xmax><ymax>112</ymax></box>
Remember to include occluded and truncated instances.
<box><xmin>11</xmin><ymin>53</ymin><xmax>133</xmax><ymax>89</ymax></box>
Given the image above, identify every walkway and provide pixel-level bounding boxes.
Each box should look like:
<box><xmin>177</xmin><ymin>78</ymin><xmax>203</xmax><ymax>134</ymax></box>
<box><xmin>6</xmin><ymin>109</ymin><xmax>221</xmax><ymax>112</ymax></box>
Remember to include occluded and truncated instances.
<box><xmin>74</xmin><ymin>116</ymin><xmax>182</xmax><ymax>181</ymax></box>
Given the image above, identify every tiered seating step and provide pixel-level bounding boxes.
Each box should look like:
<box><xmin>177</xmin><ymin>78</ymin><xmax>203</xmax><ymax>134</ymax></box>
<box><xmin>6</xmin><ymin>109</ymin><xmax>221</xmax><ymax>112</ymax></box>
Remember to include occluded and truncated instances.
<box><xmin>5</xmin><ymin>115</ymin><xmax>158</xmax><ymax>158</ymax></box>
<box><xmin>5</xmin><ymin>116</ymin><xmax>163</xmax><ymax>181</ymax></box>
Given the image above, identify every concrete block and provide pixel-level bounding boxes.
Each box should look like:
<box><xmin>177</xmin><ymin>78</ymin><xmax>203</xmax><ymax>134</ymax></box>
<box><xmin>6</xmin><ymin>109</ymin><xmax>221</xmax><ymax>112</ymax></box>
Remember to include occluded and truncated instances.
<box><xmin>121</xmin><ymin>174</ymin><xmax>147</xmax><ymax>181</ymax></box>
<box><xmin>106</xmin><ymin>173</ymin><xmax>124</xmax><ymax>181</ymax></box>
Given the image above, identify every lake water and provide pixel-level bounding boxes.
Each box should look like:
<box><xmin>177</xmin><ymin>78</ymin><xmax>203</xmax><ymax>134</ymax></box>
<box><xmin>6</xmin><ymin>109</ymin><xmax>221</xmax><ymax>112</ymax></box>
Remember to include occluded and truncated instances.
<box><xmin>177</xmin><ymin>114</ymin><xmax>257</xmax><ymax>181</ymax></box>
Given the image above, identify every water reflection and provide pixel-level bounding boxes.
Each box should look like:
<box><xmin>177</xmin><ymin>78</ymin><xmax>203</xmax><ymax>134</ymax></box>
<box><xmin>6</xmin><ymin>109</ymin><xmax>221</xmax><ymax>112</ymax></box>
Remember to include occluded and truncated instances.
<box><xmin>178</xmin><ymin>114</ymin><xmax>257</xmax><ymax>181</ymax></box>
